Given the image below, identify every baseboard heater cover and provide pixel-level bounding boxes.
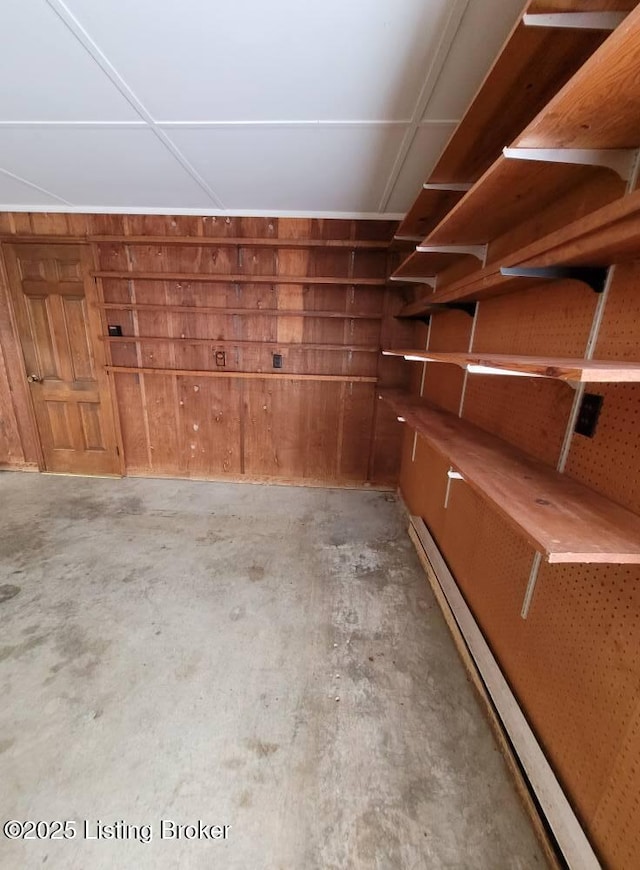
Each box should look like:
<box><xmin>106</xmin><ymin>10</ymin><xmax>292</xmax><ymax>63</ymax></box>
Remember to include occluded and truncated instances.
<box><xmin>409</xmin><ymin>515</ymin><xmax>600</xmax><ymax>870</ymax></box>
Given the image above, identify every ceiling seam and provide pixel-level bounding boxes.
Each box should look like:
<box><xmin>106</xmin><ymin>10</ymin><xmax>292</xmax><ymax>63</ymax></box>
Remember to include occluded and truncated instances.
<box><xmin>43</xmin><ymin>0</ymin><xmax>227</xmax><ymax>209</ymax></box>
<box><xmin>0</xmin><ymin>167</ymin><xmax>72</xmax><ymax>205</ymax></box>
<box><xmin>377</xmin><ymin>0</ymin><xmax>470</xmax><ymax>212</ymax></box>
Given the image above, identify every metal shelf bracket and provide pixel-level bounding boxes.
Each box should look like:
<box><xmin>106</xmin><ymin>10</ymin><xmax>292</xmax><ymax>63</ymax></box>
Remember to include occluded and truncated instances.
<box><xmin>503</xmin><ymin>146</ymin><xmax>637</xmax><ymax>181</ymax></box>
<box><xmin>500</xmin><ymin>265</ymin><xmax>608</xmax><ymax>294</ymax></box>
<box><xmin>523</xmin><ymin>12</ymin><xmax>626</xmax><ymax>31</ymax></box>
<box><xmin>415</xmin><ymin>244</ymin><xmax>487</xmax><ymax>261</ymax></box>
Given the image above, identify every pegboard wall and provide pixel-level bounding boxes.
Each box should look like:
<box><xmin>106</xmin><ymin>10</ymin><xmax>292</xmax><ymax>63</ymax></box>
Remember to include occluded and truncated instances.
<box><xmin>398</xmin><ymin>152</ymin><xmax>640</xmax><ymax>870</ymax></box>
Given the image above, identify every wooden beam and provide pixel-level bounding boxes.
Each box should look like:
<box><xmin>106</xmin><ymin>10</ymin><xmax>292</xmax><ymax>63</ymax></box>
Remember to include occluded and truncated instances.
<box><xmin>90</xmin><ymin>235</ymin><xmax>390</xmax><ymax>250</ymax></box>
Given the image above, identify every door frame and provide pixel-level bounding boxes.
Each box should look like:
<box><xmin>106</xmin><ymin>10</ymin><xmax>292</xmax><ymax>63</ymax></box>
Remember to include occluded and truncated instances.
<box><xmin>0</xmin><ymin>239</ymin><xmax>125</xmax><ymax>476</ymax></box>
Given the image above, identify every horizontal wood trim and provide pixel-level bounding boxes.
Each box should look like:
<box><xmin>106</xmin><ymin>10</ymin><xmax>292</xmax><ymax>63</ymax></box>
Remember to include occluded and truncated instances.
<box><xmin>383</xmin><ymin>350</ymin><xmax>640</xmax><ymax>382</ymax></box>
<box><xmin>381</xmin><ymin>390</ymin><xmax>640</xmax><ymax>563</ymax></box>
<box><xmin>93</xmin><ymin>271</ymin><xmax>386</xmax><ymax>286</ymax></box>
<box><xmin>106</xmin><ymin>366</ymin><xmax>377</xmax><ymax>383</ymax></box>
<box><xmin>91</xmin><ymin>235</ymin><xmax>390</xmax><ymax>250</ymax></box>
<box><xmin>99</xmin><ymin>302</ymin><xmax>382</xmax><ymax>320</ymax></box>
<box><xmin>101</xmin><ymin>335</ymin><xmax>378</xmax><ymax>352</ymax></box>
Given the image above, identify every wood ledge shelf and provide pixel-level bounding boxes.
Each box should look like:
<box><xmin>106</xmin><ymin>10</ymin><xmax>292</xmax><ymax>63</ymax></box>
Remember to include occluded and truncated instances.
<box><xmin>379</xmin><ymin>390</ymin><xmax>640</xmax><ymax>563</ymax></box>
<box><xmin>106</xmin><ymin>366</ymin><xmax>376</xmax><ymax>383</ymax></box>
<box><xmin>93</xmin><ymin>271</ymin><xmax>385</xmax><ymax>286</ymax></box>
<box><xmin>398</xmin><ymin>186</ymin><xmax>640</xmax><ymax>314</ymax></box>
<box><xmin>382</xmin><ymin>350</ymin><xmax>640</xmax><ymax>382</ymax></box>
<box><xmin>98</xmin><ymin>302</ymin><xmax>382</xmax><ymax>320</ymax></box>
<box><xmin>102</xmin><ymin>335</ymin><xmax>378</xmax><ymax>353</ymax></box>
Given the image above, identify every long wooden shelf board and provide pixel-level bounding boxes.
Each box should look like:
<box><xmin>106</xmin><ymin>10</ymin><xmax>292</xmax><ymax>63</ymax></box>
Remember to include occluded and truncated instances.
<box><xmin>106</xmin><ymin>366</ymin><xmax>376</xmax><ymax>383</ymax></box>
<box><xmin>425</xmin><ymin>155</ymin><xmax>621</xmax><ymax>246</ymax></box>
<box><xmin>379</xmin><ymin>390</ymin><xmax>640</xmax><ymax>563</ymax></box>
<box><xmin>102</xmin><ymin>335</ymin><xmax>378</xmax><ymax>353</ymax></box>
<box><xmin>382</xmin><ymin>350</ymin><xmax>640</xmax><ymax>382</ymax></box>
<box><xmin>515</xmin><ymin>4</ymin><xmax>640</xmax><ymax>150</ymax></box>
<box><xmin>393</xmin><ymin>187</ymin><xmax>470</xmax><ymax>242</ymax></box>
<box><xmin>395</xmin><ymin>10</ymin><xmax>612</xmax><ymax>241</ymax></box>
<box><xmin>397</xmin><ymin>187</ymin><xmax>640</xmax><ymax>314</ymax></box>
<box><xmin>99</xmin><ymin>302</ymin><xmax>382</xmax><ymax>320</ymax></box>
<box><xmin>93</xmin><ymin>271</ymin><xmax>385</xmax><ymax>286</ymax></box>
<box><xmin>90</xmin><ymin>235</ymin><xmax>390</xmax><ymax>250</ymax></box>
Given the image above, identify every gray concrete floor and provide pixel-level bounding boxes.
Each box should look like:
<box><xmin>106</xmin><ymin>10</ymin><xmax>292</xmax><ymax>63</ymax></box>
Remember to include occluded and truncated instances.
<box><xmin>0</xmin><ymin>473</ymin><xmax>544</xmax><ymax>870</ymax></box>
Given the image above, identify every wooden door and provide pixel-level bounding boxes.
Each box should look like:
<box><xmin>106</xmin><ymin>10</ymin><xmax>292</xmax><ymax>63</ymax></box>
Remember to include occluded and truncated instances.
<box><xmin>3</xmin><ymin>243</ymin><xmax>121</xmax><ymax>476</ymax></box>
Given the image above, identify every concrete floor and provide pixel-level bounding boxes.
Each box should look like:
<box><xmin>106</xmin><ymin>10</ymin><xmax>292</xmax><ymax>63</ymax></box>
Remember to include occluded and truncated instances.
<box><xmin>0</xmin><ymin>473</ymin><xmax>544</xmax><ymax>870</ymax></box>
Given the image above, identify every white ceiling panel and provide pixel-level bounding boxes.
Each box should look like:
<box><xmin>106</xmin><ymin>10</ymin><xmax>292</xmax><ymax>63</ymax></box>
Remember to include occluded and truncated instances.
<box><xmin>0</xmin><ymin>170</ymin><xmax>65</xmax><ymax>206</ymax></box>
<box><xmin>0</xmin><ymin>128</ymin><xmax>214</xmax><ymax>208</ymax></box>
<box><xmin>63</xmin><ymin>0</ymin><xmax>451</xmax><ymax>122</ymax></box>
<box><xmin>385</xmin><ymin>123</ymin><xmax>457</xmax><ymax>213</ymax></box>
<box><xmin>165</xmin><ymin>125</ymin><xmax>407</xmax><ymax>212</ymax></box>
<box><xmin>423</xmin><ymin>0</ymin><xmax>524</xmax><ymax>120</ymax></box>
<box><xmin>0</xmin><ymin>0</ymin><xmax>139</xmax><ymax>121</ymax></box>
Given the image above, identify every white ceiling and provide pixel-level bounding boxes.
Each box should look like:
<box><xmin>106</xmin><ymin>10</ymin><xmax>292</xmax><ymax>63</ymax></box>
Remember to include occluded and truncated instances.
<box><xmin>0</xmin><ymin>0</ymin><xmax>524</xmax><ymax>218</ymax></box>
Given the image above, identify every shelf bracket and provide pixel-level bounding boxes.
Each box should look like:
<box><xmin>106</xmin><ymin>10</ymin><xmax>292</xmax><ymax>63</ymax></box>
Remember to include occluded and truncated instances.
<box><xmin>393</xmin><ymin>234</ymin><xmax>424</xmax><ymax>242</ymax></box>
<box><xmin>500</xmin><ymin>266</ymin><xmax>608</xmax><ymax>294</ymax></box>
<box><xmin>389</xmin><ymin>275</ymin><xmax>437</xmax><ymax>288</ymax></box>
<box><xmin>503</xmin><ymin>146</ymin><xmax>637</xmax><ymax>181</ymax></box>
<box><xmin>440</xmin><ymin>302</ymin><xmax>477</xmax><ymax>317</ymax></box>
<box><xmin>415</xmin><ymin>244</ymin><xmax>487</xmax><ymax>261</ymax></box>
<box><xmin>522</xmin><ymin>12</ymin><xmax>626</xmax><ymax>31</ymax></box>
<box><xmin>422</xmin><ymin>182</ymin><xmax>473</xmax><ymax>192</ymax></box>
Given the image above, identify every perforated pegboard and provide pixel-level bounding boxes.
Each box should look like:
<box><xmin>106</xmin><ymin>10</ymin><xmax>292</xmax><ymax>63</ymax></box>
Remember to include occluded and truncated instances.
<box><xmin>473</xmin><ymin>279</ymin><xmax>598</xmax><ymax>357</ymax></box>
<box><xmin>515</xmin><ymin>560</ymin><xmax>640</xmax><ymax>869</ymax></box>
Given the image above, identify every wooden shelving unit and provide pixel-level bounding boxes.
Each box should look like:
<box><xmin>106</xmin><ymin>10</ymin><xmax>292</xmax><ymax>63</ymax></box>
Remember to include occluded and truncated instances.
<box><xmin>380</xmin><ymin>390</ymin><xmax>640</xmax><ymax>564</ymax></box>
<box><xmin>394</xmin><ymin>2</ymin><xmax>621</xmax><ymax>239</ymax></box>
<box><xmin>382</xmin><ymin>350</ymin><xmax>640</xmax><ymax>382</ymax></box>
<box><xmin>400</xmin><ymin>186</ymin><xmax>640</xmax><ymax>314</ymax></box>
<box><xmin>394</xmin><ymin>4</ymin><xmax>640</xmax><ymax>309</ymax></box>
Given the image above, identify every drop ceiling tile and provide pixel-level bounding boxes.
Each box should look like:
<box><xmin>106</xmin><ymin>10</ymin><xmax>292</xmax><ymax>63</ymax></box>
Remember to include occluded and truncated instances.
<box><xmin>386</xmin><ymin>123</ymin><xmax>456</xmax><ymax>213</ymax></box>
<box><xmin>64</xmin><ymin>0</ymin><xmax>451</xmax><ymax>121</ymax></box>
<box><xmin>164</xmin><ymin>125</ymin><xmax>407</xmax><ymax>212</ymax></box>
<box><xmin>0</xmin><ymin>128</ymin><xmax>214</xmax><ymax>208</ymax></box>
<box><xmin>423</xmin><ymin>0</ymin><xmax>524</xmax><ymax>121</ymax></box>
<box><xmin>0</xmin><ymin>0</ymin><xmax>139</xmax><ymax>121</ymax></box>
<box><xmin>0</xmin><ymin>170</ymin><xmax>64</xmax><ymax>206</ymax></box>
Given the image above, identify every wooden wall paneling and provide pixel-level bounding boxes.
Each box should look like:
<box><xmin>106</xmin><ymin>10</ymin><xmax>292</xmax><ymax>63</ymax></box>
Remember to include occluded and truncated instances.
<box><xmin>0</xmin><ymin>246</ymin><xmax>41</xmax><ymax>467</ymax></box>
<box><xmin>177</xmin><ymin>376</ymin><xmax>241</xmax><ymax>477</ymax></box>
<box><xmin>0</xmin><ymin>337</ymin><xmax>26</xmax><ymax>468</ymax></box>
<box><xmin>112</xmin><ymin>372</ymin><xmax>151</xmax><ymax>473</ymax></box>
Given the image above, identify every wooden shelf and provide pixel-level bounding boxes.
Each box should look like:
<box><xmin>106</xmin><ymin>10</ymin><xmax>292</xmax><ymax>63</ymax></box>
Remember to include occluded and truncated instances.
<box><xmin>99</xmin><ymin>302</ymin><xmax>382</xmax><ymax>320</ymax></box>
<box><xmin>391</xmin><ymin>248</ymin><xmax>483</xmax><ymax>282</ymax></box>
<box><xmin>515</xmin><ymin>4</ymin><xmax>640</xmax><ymax>150</ymax></box>
<box><xmin>379</xmin><ymin>390</ymin><xmax>640</xmax><ymax>563</ymax></box>
<box><xmin>102</xmin><ymin>335</ymin><xmax>378</xmax><ymax>353</ymax></box>
<box><xmin>425</xmin><ymin>156</ymin><xmax>622</xmax><ymax>245</ymax></box>
<box><xmin>93</xmin><ymin>271</ymin><xmax>385</xmax><ymax>286</ymax></box>
<box><xmin>383</xmin><ymin>350</ymin><xmax>640</xmax><ymax>382</ymax></box>
<box><xmin>106</xmin><ymin>365</ymin><xmax>376</xmax><ymax>383</ymax></box>
<box><xmin>90</xmin><ymin>235</ymin><xmax>390</xmax><ymax>250</ymax></box>
<box><xmin>394</xmin><ymin>188</ymin><xmax>470</xmax><ymax>243</ymax></box>
<box><xmin>399</xmin><ymin>186</ymin><xmax>640</xmax><ymax>314</ymax></box>
<box><xmin>395</xmin><ymin>4</ymin><xmax>615</xmax><ymax>239</ymax></box>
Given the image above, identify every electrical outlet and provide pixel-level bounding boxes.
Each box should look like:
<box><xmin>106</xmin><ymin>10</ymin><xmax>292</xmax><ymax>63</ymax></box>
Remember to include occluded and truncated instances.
<box><xmin>215</xmin><ymin>351</ymin><xmax>226</xmax><ymax>367</ymax></box>
<box><xmin>273</xmin><ymin>353</ymin><xmax>283</xmax><ymax>369</ymax></box>
<box><xmin>108</xmin><ymin>324</ymin><xmax>123</xmax><ymax>337</ymax></box>
<box><xmin>575</xmin><ymin>392</ymin><xmax>603</xmax><ymax>438</ymax></box>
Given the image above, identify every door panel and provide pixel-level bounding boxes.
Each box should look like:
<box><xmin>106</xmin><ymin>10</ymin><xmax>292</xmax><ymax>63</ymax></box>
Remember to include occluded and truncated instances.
<box><xmin>3</xmin><ymin>243</ymin><xmax>120</xmax><ymax>475</ymax></box>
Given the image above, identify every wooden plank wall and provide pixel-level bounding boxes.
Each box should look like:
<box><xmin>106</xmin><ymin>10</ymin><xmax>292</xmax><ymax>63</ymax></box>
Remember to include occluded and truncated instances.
<box><xmin>0</xmin><ymin>212</ymin><xmax>411</xmax><ymax>487</ymax></box>
<box><xmin>398</xmin><ymin>170</ymin><xmax>640</xmax><ymax>865</ymax></box>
